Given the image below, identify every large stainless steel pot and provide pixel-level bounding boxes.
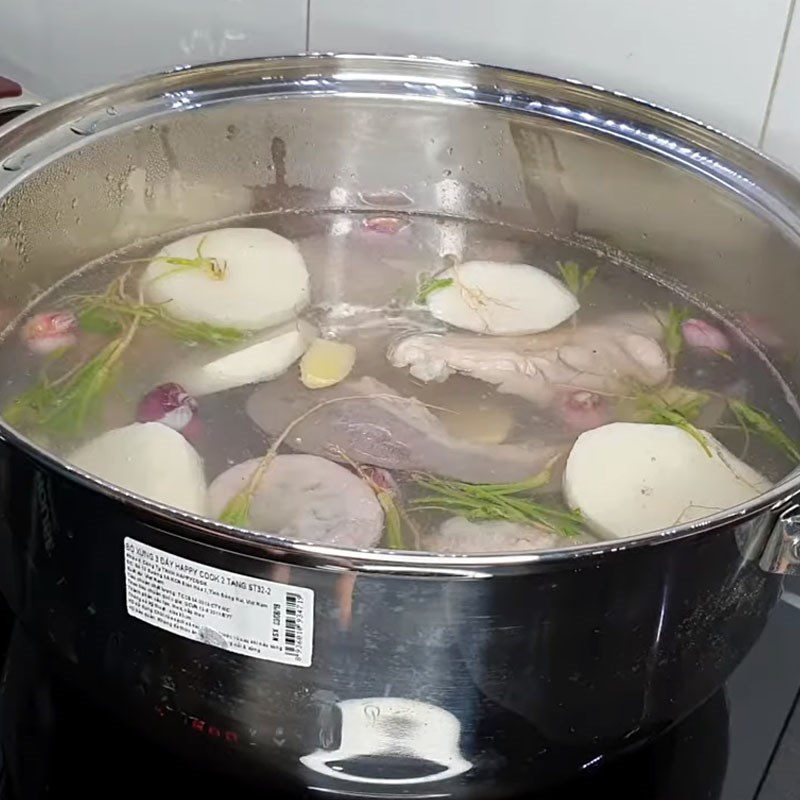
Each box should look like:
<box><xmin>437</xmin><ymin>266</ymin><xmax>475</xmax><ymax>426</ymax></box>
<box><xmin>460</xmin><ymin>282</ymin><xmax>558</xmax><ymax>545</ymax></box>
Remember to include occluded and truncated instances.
<box><xmin>0</xmin><ymin>54</ymin><xmax>799</xmax><ymax>797</ymax></box>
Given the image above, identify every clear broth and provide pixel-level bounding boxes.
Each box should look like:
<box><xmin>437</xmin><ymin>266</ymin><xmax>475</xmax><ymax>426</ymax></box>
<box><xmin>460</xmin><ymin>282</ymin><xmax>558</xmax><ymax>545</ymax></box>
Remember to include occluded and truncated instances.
<box><xmin>1</xmin><ymin>210</ymin><xmax>797</xmax><ymax>552</ymax></box>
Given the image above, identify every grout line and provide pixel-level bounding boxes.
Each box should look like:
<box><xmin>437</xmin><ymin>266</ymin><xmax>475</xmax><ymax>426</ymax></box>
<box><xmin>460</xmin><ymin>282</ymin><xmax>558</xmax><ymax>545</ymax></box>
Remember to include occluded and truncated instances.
<box><xmin>305</xmin><ymin>0</ymin><xmax>312</xmax><ymax>52</ymax></box>
<box><xmin>759</xmin><ymin>0</ymin><xmax>798</xmax><ymax>148</ymax></box>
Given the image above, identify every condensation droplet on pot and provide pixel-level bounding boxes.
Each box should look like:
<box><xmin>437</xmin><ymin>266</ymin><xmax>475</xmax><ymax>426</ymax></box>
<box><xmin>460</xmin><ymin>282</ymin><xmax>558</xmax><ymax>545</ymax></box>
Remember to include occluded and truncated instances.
<box><xmin>447</xmin><ymin>146</ymin><xmax>454</xmax><ymax>156</ymax></box>
<box><xmin>358</xmin><ymin>189</ymin><xmax>413</xmax><ymax>207</ymax></box>
<box><xmin>70</xmin><ymin>118</ymin><xmax>96</xmax><ymax>136</ymax></box>
<box><xmin>2</xmin><ymin>152</ymin><xmax>31</xmax><ymax>172</ymax></box>
<box><xmin>442</xmin><ymin>168</ymin><xmax>452</xmax><ymax>177</ymax></box>
<box><xmin>106</xmin><ymin>106</ymin><xmax>118</xmax><ymax>116</ymax></box>
<box><xmin>71</xmin><ymin>198</ymin><xmax>78</xmax><ymax>209</ymax></box>
<box><xmin>226</xmin><ymin>124</ymin><xmax>238</xmax><ymax>141</ymax></box>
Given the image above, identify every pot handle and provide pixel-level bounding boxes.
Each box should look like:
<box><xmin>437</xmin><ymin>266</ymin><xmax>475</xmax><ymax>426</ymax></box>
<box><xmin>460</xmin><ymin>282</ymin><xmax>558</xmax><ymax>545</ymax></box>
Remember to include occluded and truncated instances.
<box><xmin>760</xmin><ymin>504</ymin><xmax>800</xmax><ymax>574</ymax></box>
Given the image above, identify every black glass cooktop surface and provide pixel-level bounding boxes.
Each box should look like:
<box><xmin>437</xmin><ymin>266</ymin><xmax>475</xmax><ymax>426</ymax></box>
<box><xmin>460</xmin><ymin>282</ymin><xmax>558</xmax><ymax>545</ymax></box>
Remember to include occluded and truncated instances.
<box><xmin>1</xmin><ymin>586</ymin><xmax>800</xmax><ymax>800</ymax></box>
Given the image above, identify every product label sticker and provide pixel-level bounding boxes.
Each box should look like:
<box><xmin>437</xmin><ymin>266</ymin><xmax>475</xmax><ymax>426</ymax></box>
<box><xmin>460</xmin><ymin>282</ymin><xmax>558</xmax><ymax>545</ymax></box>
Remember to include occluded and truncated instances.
<box><xmin>124</xmin><ymin>538</ymin><xmax>313</xmax><ymax>666</ymax></box>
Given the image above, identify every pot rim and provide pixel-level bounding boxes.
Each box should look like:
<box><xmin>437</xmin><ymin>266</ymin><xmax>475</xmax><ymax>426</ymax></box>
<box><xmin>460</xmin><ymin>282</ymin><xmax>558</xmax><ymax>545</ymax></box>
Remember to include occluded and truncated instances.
<box><xmin>1</xmin><ymin>52</ymin><xmax>798</xmax><ymax>573</ymax></box>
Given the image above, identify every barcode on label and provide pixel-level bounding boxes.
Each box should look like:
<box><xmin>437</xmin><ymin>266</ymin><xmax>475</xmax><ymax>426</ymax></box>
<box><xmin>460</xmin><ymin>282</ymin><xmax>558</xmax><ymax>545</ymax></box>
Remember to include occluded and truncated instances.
<box><xmin>285</xmin><ymin>592</ymin><xmax>301</xmax><ymax>659</ymax></box>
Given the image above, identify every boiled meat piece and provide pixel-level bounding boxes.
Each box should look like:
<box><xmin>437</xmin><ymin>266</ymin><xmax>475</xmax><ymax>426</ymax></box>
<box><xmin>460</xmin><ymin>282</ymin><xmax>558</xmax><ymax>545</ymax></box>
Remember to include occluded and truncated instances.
<box><xmin>422</xmin><ymin>518</ymin><xmax>594</xmax><ymax>554</ymax></box>
<box><xmin>246</xmin><ymin>376</ymin><xmax>563</xmax><ymax>484</ymax></box>
<box><xmin>208</xmin><ymin>454</ymin><xmax>384</xmax><ymax>547</ymax></box>
<box><xmin>388</xmin><ymin>312</ymin><xmax>668</xmax><ymax>407</ymax></box>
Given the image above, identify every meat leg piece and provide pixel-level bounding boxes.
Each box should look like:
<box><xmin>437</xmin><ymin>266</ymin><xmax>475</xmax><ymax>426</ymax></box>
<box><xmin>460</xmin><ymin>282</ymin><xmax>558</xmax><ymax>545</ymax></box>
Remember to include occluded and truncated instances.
<box><xmin>246</xmin><ymin>376</ymin><xmax>563</xmax><ymax>484</ymax></box>
<box><xmin>388</xmin><ymin>312</ymin><xmax>668</xmax><ymax>407</ymax></box>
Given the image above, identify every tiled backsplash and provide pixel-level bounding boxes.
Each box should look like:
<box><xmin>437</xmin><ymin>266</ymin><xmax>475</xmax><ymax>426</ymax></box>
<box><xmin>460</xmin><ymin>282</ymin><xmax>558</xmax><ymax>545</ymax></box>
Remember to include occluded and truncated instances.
<box><xmin>1</xmin><ymin>0</ymin><xmax>800</xmax><ymax>170</ymax></box>
<box><xmin>310</xmin><ymin>0</ymin><xmax>791</xmax><ymax>147</ymax></box>
<box><xmin>0</xmin><ymin>0</ymin><xmax>307</xmax><ymax>100</ymax></box>
<box><xmin>762</xmin><ymin>2</ymin><xmax>800</xmax><ymax>170</ymax></box>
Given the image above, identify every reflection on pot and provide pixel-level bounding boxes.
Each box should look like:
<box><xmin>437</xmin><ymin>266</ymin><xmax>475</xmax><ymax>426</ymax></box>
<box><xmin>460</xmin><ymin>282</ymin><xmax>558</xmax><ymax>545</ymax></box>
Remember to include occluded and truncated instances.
<box><xmin>300</xmin><ymin>697</ymin><xmax>472</xmax><ymax>785</ymax></box>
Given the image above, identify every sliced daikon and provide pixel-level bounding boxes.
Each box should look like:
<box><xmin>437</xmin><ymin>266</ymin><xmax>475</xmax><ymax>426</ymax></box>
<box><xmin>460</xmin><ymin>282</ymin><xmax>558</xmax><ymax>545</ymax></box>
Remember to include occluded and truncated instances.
<box><xmin>563</xmin><ymin>422</ymin><xmax>771</xmax><ymax>539</ymax></box>
<box><xmin>300</xmin><ymin>338</ymin><xmax>357</xmax><ymax>389</ymax></box>
<box><xmin>424</xmin><ymin>261</ymin><xmax>579</xmax><ymax>335</ymax></box>
<box><xmin>170</xmin><ymin>320</ymin><xmax>316</xmax><ymax>397</ymax></box>
<box><xmin>141</xmin><ymin>227</ymin><xmax>310</xmax><ymax>331</ymax></box>
<box><xmin>208</xmin><ymin>454</ymin><xmax>384</xmax><ymax>547</ymax></box>
<box><xmin>68</xmin><ymin>422</ymin><xmax>207</xmax><ymax>514</ymax></box>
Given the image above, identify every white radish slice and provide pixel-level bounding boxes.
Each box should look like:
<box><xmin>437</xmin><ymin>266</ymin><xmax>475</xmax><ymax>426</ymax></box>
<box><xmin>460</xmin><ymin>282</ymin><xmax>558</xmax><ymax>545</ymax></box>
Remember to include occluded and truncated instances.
<box><xmin>425</xmin><ymin>261</ymin><xmax>579</xmax><ymax>335</ymax></box>
<box><xmin>563</xmin><ymin>422</ymin><xmax>771</xmax><ymax>540</ymax></box>
<box><xmin>208</xmin><ymin>454</ymin><xmax>384</xmax><ymax>547</ymax></box>
<box><xmin>141</xmin><ymin>227</ymin><xmax>310</xmax><ymax>331</ymax></box>
<box><xmin>170</xmin><ymin>320</ymin><xmax>317</xmax><ymax>397</ymax></box>
<box><xmin>68</xmin><ymin>422</ymin><xmax>207</xmax><ymax>514</ymax></box>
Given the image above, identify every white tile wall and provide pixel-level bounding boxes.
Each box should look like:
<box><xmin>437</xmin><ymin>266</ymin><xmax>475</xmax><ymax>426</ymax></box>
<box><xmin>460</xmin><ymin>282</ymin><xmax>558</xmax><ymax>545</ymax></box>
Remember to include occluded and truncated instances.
<box><xmin>0</xmin><ymin>0</ymin><xmax>307</xmax><ymax>100</ymax></box>
<box><xmin>763</xmin><ymin>4</ymin><xmax>800</xmax><ymax>172</ymax></box>
<box><xmin>3</xmin><ymin>0</ymin><xmax>800</xmax><ymax>172</ymax></box>
<box><xmin>309</xmin><ymin>0</ymin><xmax>792</xmax><ymax>145</ymax></box>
